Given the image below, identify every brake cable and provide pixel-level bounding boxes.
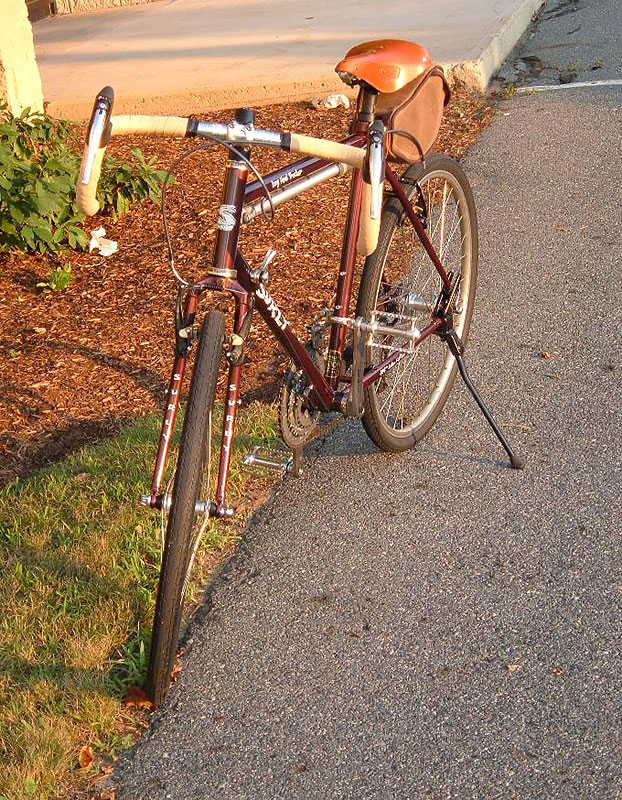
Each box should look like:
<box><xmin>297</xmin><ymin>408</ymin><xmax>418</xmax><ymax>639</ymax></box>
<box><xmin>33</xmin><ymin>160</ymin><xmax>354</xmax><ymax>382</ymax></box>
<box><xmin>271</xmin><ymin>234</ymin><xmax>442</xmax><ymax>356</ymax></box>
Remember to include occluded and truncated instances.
<box><xmin>385</xmin><ymin>128</ymin><xmax>426</xmax><ymax>165</ymax></box>
<box><xmin>161</xmin><ymin>136</ymin><xmax>276</xmax><ymax>288</ymax></box>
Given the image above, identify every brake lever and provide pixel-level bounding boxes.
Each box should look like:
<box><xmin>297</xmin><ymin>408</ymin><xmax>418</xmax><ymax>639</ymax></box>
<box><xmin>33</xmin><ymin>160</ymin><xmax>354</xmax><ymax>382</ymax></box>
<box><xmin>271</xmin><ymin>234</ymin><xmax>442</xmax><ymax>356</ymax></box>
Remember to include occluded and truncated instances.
<box><xmin>366</xmin><ymin>119</ymin><xmax>385</xmax><ymax>219</ymax></box>
<box><xmin>80</xmin><ymin>86</ymin><xmax>114</xmax><ymax>184</ymax></box>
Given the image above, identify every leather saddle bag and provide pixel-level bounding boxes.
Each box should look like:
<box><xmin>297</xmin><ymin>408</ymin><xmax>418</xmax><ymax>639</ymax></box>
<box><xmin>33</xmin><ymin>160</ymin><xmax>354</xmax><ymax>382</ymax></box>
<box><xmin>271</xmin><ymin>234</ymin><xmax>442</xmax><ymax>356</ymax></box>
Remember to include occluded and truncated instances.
<box><xmin>375</xmin><ymin>66</ymin><xmax>451</xmax><ymax>163</ymax></box>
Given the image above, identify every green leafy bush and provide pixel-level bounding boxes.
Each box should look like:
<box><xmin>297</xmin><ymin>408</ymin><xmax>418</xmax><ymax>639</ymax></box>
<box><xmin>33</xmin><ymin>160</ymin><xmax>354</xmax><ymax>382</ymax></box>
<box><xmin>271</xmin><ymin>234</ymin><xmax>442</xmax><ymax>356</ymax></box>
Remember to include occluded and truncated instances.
<box><xmin>100</xmin><ymin>145</ymin><xmax>168</xmax><ymax>218</ymax></box>
<box><xmin>0</xmin><ymin>104</ymin><xmax>167</xmax><ymax>254</ymax></box>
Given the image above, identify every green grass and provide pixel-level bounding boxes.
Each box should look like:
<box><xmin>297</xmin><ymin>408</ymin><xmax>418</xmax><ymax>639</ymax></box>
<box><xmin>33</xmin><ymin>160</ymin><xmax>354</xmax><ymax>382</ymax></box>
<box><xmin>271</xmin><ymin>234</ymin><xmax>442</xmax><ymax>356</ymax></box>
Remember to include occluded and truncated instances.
<box><xmin>0</xmin><ymin>403</ymin><xmax>279</xmax><ymax>799</ymax></box>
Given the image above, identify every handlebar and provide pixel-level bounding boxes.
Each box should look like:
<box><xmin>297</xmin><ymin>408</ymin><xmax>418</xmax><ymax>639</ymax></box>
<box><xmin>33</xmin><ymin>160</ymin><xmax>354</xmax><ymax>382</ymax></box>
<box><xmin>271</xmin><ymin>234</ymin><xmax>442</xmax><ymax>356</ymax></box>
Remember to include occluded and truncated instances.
<box><xmin>76</xmin><ymin>86</ymin><xmax>381</xmax><ymax>253</ymax></box>
<box><xmin>77</xmin><ymin>94</ymin><xmax>193</xmax><ymax>215</ymax></box>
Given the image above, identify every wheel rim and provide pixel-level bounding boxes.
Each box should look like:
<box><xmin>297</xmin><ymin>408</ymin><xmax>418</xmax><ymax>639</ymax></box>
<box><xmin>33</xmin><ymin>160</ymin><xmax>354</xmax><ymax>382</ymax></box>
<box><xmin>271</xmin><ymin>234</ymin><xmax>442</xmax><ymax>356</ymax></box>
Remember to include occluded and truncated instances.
<box><xmin>368</xmin><ymin>167</ymin><xmax>474</xmax><ymax>437</ymax></box>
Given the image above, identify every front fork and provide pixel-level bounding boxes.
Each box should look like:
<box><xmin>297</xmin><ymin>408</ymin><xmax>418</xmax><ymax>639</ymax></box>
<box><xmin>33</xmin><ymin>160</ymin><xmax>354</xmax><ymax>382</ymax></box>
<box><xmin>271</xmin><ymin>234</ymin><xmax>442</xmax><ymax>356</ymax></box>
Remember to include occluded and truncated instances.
<box><xmin>147</xmin><ymin>292</ymin><xmax>251</xmax><ymax>518</ymax></box>
<box><xmin>149</xmin><ymin>289</ymin><xmax>199</xmax><ymax>506</ymax></box>
<box><xmin>148</xmin><ymin>124</ymin><xmax>252</xmax><ymax>518</ymax></box>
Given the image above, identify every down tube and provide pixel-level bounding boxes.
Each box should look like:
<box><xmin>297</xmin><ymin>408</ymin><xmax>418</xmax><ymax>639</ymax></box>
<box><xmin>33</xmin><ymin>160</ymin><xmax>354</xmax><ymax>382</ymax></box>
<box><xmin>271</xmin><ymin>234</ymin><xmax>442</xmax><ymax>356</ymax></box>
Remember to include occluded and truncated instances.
<box><xmin>234</xmin><ymin>255</ymin><xmax>336</xmax><ymax>411</ymax></box>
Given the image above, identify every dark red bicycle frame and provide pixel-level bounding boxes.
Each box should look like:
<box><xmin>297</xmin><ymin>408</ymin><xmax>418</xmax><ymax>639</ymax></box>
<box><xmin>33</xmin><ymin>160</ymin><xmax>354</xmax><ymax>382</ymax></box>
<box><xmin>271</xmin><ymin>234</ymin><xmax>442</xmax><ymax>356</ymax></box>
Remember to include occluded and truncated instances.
<box><xmin>149</xmin><ymin>121</ymin><xmax>452</xmax><ymax>517</ymax></box>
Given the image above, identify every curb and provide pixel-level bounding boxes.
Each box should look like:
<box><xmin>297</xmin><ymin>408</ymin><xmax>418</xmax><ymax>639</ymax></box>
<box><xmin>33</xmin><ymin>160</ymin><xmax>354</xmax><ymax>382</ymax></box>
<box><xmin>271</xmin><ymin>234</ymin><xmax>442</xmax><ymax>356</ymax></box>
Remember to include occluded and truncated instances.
<box><xmin>45</xmin><ymin>74</ymin><xmax>356</xmax><ymax>119</ymax></box>
<box><xmin>448</xmin><ymin>0</ymin><xmax>544</xmax><ymax>89</ymax></box>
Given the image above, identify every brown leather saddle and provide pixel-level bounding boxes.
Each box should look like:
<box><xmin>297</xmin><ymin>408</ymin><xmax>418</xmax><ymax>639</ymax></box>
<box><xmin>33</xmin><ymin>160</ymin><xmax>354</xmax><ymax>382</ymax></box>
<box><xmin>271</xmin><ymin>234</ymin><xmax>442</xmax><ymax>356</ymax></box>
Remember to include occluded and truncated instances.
<box><xmin>336</xmin><ymin>39</ymin><xmax>450</xmax><ymax>163</ymax></box>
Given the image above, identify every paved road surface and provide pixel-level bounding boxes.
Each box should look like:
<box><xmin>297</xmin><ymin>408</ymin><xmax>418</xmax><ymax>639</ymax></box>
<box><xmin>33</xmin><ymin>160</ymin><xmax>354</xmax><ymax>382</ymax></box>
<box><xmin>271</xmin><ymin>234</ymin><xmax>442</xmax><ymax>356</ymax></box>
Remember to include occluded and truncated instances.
<box><xmin>115</xmin><ymin>1</ymin><xmax>621</xmax><ymax>796</ymax></box>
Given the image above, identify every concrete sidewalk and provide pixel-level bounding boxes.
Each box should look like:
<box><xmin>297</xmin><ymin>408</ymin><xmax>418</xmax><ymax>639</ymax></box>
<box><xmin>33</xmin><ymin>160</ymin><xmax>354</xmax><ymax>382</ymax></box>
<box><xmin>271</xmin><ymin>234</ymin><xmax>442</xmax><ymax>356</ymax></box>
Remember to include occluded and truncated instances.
<box><xmin>34</xmin><ymin>0</ymin><xmax>544</xmax><ymax>119</ymax></box>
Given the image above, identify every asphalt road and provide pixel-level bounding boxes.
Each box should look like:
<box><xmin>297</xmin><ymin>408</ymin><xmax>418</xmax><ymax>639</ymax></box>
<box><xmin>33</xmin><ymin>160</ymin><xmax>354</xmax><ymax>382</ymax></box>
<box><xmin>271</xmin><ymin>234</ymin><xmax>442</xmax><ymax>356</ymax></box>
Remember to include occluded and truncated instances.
<box><xmin>115</xmin><ymin>1</ymin><xmax>621</xmax><ymax>796</ymax></box>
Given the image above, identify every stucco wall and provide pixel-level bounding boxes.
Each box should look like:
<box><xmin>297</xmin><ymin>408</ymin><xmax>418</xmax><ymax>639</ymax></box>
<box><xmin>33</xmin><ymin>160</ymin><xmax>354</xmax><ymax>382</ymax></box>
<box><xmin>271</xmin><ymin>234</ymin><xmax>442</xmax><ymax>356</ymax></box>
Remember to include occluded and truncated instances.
<box><xmin>0</xmin><ymin>0</ymin><xmax>43</xmax><ymax>113</ymax></box>
<box><xmin>0</xmin><ymin>61</ymin><xmax>8</xmax><ymax>106</ymax></box>
<box><xmin>55</xmin><ymin>0</ymin><xmax>151</xmax><ymax>13</ymax></box>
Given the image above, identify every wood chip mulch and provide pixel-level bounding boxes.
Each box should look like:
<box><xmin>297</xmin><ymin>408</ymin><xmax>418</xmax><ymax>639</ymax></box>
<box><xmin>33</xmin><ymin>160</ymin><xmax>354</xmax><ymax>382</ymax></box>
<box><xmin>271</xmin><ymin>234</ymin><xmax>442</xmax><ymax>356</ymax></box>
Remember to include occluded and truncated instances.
<box><xmin>0</xmin><ymin>88</ymin><xmax>494</xmax><ymax>485</ymax></box>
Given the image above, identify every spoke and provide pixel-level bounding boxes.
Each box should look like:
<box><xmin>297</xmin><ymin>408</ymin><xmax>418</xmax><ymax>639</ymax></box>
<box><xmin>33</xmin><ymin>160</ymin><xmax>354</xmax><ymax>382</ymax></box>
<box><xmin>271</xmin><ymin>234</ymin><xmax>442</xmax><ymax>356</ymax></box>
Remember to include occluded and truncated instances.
<box><xmin>396</xmin><ymin>349</ymin><xmax>418</xmax><ymax>424</ymax></box>
<box><xmin>369</xmin><ymin>168</ymin><xmax>472</xmax><ymax>435</ymax></box>
<box><xmin>439</xmin><ymin>183</ymin><xmax>448</xmax><ymax>263</ymax></box>
<box><xmin>441</xmin><ymin>205</ymin><xmax>461</xmax><ymax>260</ymax></box>
<box><xmin>381</xmin><ymin>348</ymin><xmax>415</xmax><ymax>418</ymax></box>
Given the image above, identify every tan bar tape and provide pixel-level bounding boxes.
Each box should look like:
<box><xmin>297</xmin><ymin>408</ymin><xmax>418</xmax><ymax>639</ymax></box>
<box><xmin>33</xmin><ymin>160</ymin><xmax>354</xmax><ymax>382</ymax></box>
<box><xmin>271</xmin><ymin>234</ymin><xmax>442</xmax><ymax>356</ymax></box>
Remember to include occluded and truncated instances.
<box><xmin>111</xmin><ymin>115</ymin><xmax>189</xmax><ymax>138</ymax></box>
<box><xmin>289</xmin><ymin>133</ymin><xmax>365</xmax><ymax>170</ymax></box>
<box><xmin>357</xmin><ymin>180</ymin><xmax>382</xmax><ymax>256</ymax></box>
<box><xmin>76</xmin><ymin>144</ymin><xmax>105</xmax><ymax>216</ymax></box>
<box><xmin>75</xmin><ymin>115</ymin><xmax>189</xmax><ymax>216</ymax></box>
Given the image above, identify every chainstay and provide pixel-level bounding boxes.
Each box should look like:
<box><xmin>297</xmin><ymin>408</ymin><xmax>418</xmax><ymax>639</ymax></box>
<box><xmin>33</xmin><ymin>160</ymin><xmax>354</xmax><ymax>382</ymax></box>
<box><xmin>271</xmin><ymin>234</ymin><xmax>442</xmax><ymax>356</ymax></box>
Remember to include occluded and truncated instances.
<box><xmin>296</xmin><ymin>411</ymin><xmax>344</xmax><ymax>448</ymax></box>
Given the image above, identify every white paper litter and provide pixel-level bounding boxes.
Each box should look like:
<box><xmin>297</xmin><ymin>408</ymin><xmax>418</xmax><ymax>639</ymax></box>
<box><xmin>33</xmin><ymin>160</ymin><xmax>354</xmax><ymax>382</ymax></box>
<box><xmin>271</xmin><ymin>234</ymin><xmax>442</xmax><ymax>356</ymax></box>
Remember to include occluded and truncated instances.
<box><xmin>89</xmin><ymin>227</ymin><xmax>118</xmax><ymax>256</ymax></box>
<box><xmin>311</xmin><ymin>93</ymin><xmax>351</xmax><ymax>110</ymax></box>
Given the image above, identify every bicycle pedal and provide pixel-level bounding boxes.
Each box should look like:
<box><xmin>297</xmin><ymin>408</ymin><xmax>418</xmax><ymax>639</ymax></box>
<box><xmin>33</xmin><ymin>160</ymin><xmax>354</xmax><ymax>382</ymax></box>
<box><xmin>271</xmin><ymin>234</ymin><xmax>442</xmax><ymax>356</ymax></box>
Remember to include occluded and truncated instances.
<box><xmin>243</xmin><ymin>446</ymin><xmax>300</xmax><ymax>475</ymax></box>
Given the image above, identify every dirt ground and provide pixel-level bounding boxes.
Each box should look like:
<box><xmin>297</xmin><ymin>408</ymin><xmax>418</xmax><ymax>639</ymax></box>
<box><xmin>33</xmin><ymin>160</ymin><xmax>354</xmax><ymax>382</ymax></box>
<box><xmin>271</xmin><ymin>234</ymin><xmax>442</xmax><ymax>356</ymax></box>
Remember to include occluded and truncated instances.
<box><xmin>0</xmin><ymin>89</ymin><xmax>493</xmax><ymax>485</ymax></box>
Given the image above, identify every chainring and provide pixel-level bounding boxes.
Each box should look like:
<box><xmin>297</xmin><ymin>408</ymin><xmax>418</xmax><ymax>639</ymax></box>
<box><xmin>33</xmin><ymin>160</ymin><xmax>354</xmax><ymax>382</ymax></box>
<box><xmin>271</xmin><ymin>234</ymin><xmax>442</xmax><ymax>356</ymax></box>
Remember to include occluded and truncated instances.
<box><xmin>278</xmin><ymin>345</ymin><xmax>324</xmax><ymax>449</ymax></box>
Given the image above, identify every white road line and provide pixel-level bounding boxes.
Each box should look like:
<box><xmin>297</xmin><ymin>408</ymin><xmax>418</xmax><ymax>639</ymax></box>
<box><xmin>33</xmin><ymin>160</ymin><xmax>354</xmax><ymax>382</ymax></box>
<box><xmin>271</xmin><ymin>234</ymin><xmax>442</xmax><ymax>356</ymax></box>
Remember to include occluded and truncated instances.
<box><xmin>516</xmin><ymin>79</ymin><xmax>622</xmax><ymax>93</ymax></box>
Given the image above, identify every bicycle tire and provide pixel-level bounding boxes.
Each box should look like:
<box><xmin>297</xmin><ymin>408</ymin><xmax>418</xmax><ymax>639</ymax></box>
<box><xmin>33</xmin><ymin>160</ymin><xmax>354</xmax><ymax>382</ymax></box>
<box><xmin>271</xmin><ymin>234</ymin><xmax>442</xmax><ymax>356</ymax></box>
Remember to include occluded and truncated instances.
<box><xmin>146</xmin><ymin>310</ymin><xmax>225</xmax><ymax>706</ymax></box>
<box><xmin>356</xmin><ymin>153</ymin><xmax>478</xmax><ymax>451</ymax></box>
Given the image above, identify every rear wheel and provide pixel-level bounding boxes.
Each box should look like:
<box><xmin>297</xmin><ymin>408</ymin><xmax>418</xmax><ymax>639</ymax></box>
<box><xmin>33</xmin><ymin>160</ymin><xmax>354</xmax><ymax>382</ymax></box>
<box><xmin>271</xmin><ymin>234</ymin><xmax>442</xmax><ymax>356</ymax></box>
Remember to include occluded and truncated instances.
<box><xmin>146</xmin><ymin>310</ymin><xmax>225</xmax><ymax>706</ymax></box>
<box><xmin>356</xmin><ymin>154</ymin><xmax>478</xmax><ymax>451</ymax></box>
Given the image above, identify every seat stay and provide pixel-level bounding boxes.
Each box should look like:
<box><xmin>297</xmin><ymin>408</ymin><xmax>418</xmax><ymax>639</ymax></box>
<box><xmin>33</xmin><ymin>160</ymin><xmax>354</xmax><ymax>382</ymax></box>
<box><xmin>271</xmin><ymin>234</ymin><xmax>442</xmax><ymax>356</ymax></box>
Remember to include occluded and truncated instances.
<box><xmin>385</xmin><ymin>164</ymin><xmax>452</xmax><ymax>291</ymax></box>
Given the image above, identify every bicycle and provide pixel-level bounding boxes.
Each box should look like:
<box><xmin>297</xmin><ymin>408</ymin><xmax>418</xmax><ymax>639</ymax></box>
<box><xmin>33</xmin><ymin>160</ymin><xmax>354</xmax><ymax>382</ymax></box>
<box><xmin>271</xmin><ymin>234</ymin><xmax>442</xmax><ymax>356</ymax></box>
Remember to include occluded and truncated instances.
<box><xmin>76</xmin><ymin>39</ymin><xmax>523</xmax><ymax>706</ymax></box>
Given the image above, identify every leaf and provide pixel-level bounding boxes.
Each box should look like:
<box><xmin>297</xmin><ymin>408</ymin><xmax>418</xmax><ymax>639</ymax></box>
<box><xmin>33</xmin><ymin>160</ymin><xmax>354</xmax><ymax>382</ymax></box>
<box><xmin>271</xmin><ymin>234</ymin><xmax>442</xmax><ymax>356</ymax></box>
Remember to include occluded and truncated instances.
<box><xmin>21</xmin><ymin>226</ymin><xmax>35</xmax><ymax>248</ymax></box>
<box><xmin>36</xmin><ymin>226</ymin><xmax>54</xmax><ymax>245</ymax></box>
<box><xmin>0</xmin><ymin>219</ymin><xmax>17</xmax><ymax>236</ymax></box>
<box><xmin>9</xmin><ymin>204</ymin><xmax>24</xmax><ymax>223</ymax></box>
<box><xmin>507</xmin><ymin>663</ymin><xmax>521</xmax><ymax>673</ymax></box>
<box><xmin>125</xmin><ymin>684</ymin><xmax>155</xmax><ymax>711</ymax></box>
<box><xmin>78</xmin><ymin>744</ymin><xmax>94</xmax><ymax>769</ymax></box>
<box><xmin>72</xmin><ymin>227</ymin><xmax>88</xmax><ymax>248</ymax></box>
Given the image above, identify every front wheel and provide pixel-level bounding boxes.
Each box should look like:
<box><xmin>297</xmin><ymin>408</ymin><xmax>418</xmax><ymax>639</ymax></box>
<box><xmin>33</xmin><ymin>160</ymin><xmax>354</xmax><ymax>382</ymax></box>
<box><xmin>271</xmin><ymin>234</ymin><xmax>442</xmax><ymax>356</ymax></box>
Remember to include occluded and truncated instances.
<box><xmin>356</xmin><ymin>154</ymin><xmax>478</xmax><ymax>451</ymax></box>
<box><xmin>146</xmin><ymin>310</ymin><xmax>225</xmax><ymax>706</ymax></box>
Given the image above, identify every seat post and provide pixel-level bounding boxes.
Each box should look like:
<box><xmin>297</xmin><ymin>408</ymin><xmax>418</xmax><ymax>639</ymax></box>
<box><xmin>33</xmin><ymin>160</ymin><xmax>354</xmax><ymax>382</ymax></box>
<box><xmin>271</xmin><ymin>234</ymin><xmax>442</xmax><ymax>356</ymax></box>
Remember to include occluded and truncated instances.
<box><xmin>353</xmin><ymin>85</ymin><xmax>378</xmax><ymax>132</ymax></box>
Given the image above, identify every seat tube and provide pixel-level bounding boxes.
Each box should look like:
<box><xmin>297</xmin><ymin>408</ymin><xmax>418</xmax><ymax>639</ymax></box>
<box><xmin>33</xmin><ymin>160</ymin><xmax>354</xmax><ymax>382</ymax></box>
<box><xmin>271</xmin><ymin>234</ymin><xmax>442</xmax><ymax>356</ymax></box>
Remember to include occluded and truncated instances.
<box><xmin>326</xmin><ymin>87</ymin><xmax>377</xmax><ymax>385</ymax></box>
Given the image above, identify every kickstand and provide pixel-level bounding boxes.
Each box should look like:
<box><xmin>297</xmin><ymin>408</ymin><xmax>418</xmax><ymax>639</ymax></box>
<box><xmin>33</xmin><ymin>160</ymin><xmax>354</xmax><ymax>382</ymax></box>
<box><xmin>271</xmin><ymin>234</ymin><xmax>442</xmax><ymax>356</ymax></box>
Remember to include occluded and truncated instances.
<box><xmin>442</xmin><ymin>329</ymin><xmax>525</xmax><ymax>470</ymax></box>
